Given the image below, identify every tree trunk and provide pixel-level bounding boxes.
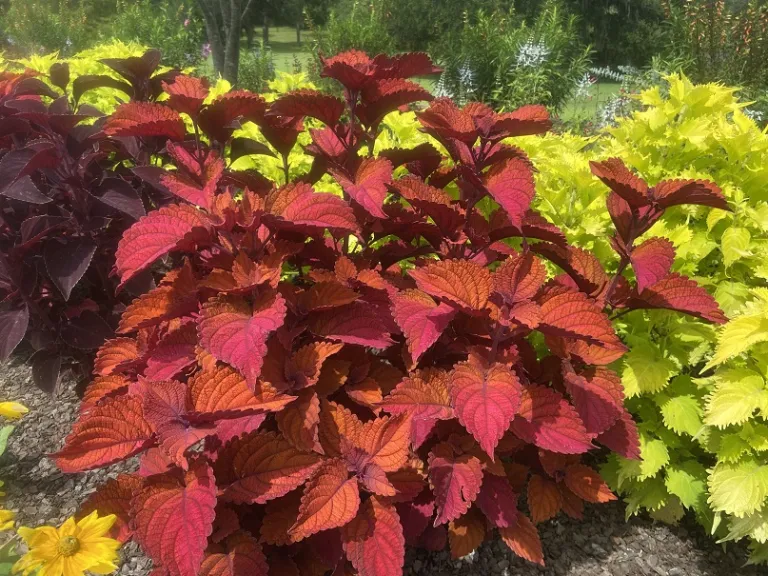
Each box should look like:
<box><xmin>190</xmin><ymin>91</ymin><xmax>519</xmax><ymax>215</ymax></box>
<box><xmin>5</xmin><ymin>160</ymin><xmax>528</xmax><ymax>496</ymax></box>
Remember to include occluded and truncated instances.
<box><xmin>246</xmin><ymin>24</ymin><xmax>254</xmax><ymax>49</ymax></box>
<box><xmin>224</xmin><ymin>0</ymin><xmax>244</xmax><ymax>83</ymax></box>
<box><xmin>196</xmin><ymin>0</ymin><xmax>226</xmax><ymax>76</ymax></box>
<box><xmin>263</xmin><ymin>12</ymin><xmax>269</xmax><ymax>44</ymax></box>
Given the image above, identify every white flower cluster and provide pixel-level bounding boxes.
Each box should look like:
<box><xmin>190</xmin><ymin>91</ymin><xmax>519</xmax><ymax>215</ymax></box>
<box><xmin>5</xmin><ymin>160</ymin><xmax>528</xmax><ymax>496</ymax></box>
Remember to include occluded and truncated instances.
<box><xmin>590</xmin><ymin>66</ymin><xmax>626</xmax><ymax>83</ymax></box>
<box><xmin>744</xmin><ymin>107</ymin><xmax>765</xmax><ymax>122</ymax></box>
<box><xmin>574</xmin><ymin>72</ymin><xmax>596</xmax><ymax>98</ymax></box>
<box><xmin>516</xmin><ymin>37</ymin><xmax>550</xmax><ymax>68</ymax></box>
<box><xmin>458</xmin><ymin>60</ymin><xmax>475</xmax><ymax>91</ymax></box>
<box><xmin>434</xmin><ymin>74</ymin><xmax>454</xmax><ymax>99</ymax></box>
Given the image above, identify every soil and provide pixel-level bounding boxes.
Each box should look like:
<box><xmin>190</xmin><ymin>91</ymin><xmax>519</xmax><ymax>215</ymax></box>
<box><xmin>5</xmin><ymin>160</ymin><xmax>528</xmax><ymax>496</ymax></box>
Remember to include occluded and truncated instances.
<box><xmin>0</xmin><ymin>359</ymin><xmax>761</xmax><ymax>576</ymax></box>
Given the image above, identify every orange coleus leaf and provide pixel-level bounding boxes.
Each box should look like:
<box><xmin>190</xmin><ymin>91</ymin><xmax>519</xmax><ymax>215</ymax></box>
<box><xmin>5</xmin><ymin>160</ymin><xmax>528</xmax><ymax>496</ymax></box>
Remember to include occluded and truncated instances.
<box><xmin>416</xmin><ymin>97</ymin><xmax>477</xmax><ymax>143</ymax></box>
<box><xmin>492</xmin><ymin>250</ymin><xmax>547</xmax><ymax>304</ymax></box>
<box><xmin>80</xmin><ymin>374</ymin><xmax>130</xmax><ymax>413</ymax></box>
<box><xmin>115</xmin><ymin>203</ymin><xmax>212</xmax><ymax>288</ymax></box>
<box><xmin>499</xmin><ymin>514</ymin><xmax>544</xmax><ymax>566</ymax></box>
<box><xmin>538</xmin><ymin>290</ymin><xmax>624</xmax><ymax>350</ymax></box>
<box><xmin>132</xmin><ymin>461</ymin><xmax>217</xmax><ymax>576</ymax></box>
<box><xmin>104</xmin><ymin>101</ymin><xmax>185</xmax><ymax>141</ymax></box>
<box><xmin>651</xmin><ymin>178</ymin><xmax>729</xmax><ymax>210</ymax></box>
<box><xmin>300</xmin><ymin>281</ymin><xmax>360</xmax><ymax>312</ymax></box>
<box><xmin>53</xmin><ymin>394</ymin><xmax>154</xmax><ymax>472</ymax></box>
<box><xmin>563</xmin><ymin>366</ymin><xmax>624</xmax><ymax>437</ymax></box>
<box><xmin>276</xmin><ymin>389</ymin><xmax>321</xmax><ymax>452</ymax></box>
<box><xmin>188</xmin><ymin>365</ymin><xmax>295</xmax><ymax>418</ymax></box>
<box><xmin>341</xmin><ymin>438</ymin><xmax>397</xmax><ymax>497</ymax></box>
<box><xmin>265</xmin><ymin>181</ymin><xmax>359</xmax><ymax>234</ymax></box>
<box><xmin>93</xmin><ymin>337</ymin><xmax>140</xmax><ymax>376</ymax></box>
<box><xmin>531</xmin><ymin>244</ymin><xmax>609</xmax><ymax>298</ymax></box>
<box><xmin>563</xmin><ymin>464</ymin><xmax>616</xmax><ymax>504</ymax></box>
<box><xmin>318</xmin><ymin>400</ymin><xmax>364</xmax><ymax>457</ymax></box>
<box><xmin>309</xmin><ymin>302</ymin><xmax>394</xmax><ymax>349</ymax></box>
<box><xmin>286</xmin><ymin>340</ymin><xmax>344</xmax><ymax>389</ymax></box>
<box><xmin>448</xmin><ymin>508</ymin><xmax>486</xmax><ymax>559</ymax></box>
<box><xmin>380</xmin><ymin>368</ymin><xmax>453</xmax><ymax>422</ymax></box>
<box><xmin>197</xmin><ymin>292</ymin><xmax>287</xmax><ymax>387</ymax></box>
<box><xmin>269</xmin><ymin>89</ymin><xmax>346</xmax><ymax>126</ymax></box>
<box><xmin>217</xmin><ymin>431</ymin><xmax>322</xmax><ymax>504</ymax></box>
<box><xmin>118</xmin><ymin>263</ymin><xmax>197</xmax><ymax>333</ymax></box>
<box><xmin>289</xmin><ymin>459</ymin><xmax>361</xmax><ymax>541</ymax></box>
<box><xmin>589</xmin><ymin>157</ymin><xmax>649</xmax><ymax>208</ymax></box>
<box><xmin>77</xmin><ymin>474</ymin><xmax>142</xmax><ymax>542</ymax></box>
<box><xmin>409</xmin><ymin>259</ymin><xmax>492</xmax><ymax>311</ymax></box>
<box><xmin>628</xmin><ymin>272</ymin><xmax>728</xmax><ymax>324</ymax></box>
<box><xmin>259</xmin><ymin>489</ymin><xmax>303</xmax><ymax>546</ymax></box>
<box><xmin>355</xmin><ymin>413</ymin><xmax>411</xmax><ymax>473</ymax></box>
<box><xmin>143</xmin><ymin>321</ymin><xmax>198</xmax><ymax>381</ymax></box>
<box><xmin>163</xmin><ymin>75</ymin><xmax>209</xmax><ymax>117</ymax></box>
<box><xmin>428</xmin><ymin>442</ymin><xmax>484</xmax><ymax>525</ymax></box>
<box><xmin>390</xmin><ymin>289</ymin><xmax>456</xmax><ymax>364</ymax></box>
<box><xmin>450</xmin><ymin>360</ymin><xmax>522</xmax><ymax>459</ymax></box>
<box><xmin>198</xmin><ymin>532</ymin><xmax>268</xmax><ymax>576</ymax></box>
<box><xmin>510</xmin><ymin>385</ymin><xmax>592</xmax><ymax>454</ymax></box>
<box><xmin>527</xmin><ymin>474</ymin><xmax>563</xmax><ymax>524</ymax></box>
<box><xmin>342</xmin><ymin>496</ymin><xmax>405</xmax><ymax>576</ymax></box>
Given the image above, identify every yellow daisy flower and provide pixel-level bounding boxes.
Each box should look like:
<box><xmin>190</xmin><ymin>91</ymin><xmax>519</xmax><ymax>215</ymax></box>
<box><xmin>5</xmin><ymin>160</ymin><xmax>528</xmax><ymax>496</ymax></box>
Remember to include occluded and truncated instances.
<box><xmin>0</xmin><ymin>402</ymin><xmax>28</xmax><ymax>420</ymax></box>
<box><xmin>13</xmin><ymin>512</ymin><xmax>120</xmax><ymax>576</ymax></box>
<box><xmin>0</xmin><ymin>508</ymin><xmax>15</xmax><ymax>531</ymax></box>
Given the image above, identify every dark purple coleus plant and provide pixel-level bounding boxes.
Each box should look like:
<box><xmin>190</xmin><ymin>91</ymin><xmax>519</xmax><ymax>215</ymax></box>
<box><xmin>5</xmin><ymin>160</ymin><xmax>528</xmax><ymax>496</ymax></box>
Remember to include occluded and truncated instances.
<box><xmin>0</xmin><ymin>51</ymin><xmax>179</xmax><ymax>392</ymax></box>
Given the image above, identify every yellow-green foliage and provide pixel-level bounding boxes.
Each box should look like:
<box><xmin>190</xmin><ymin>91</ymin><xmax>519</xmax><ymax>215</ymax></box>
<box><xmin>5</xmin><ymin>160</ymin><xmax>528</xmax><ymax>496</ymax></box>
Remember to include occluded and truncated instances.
<box><xmin>520</xmin><ymin>74</ymin><xmax>768</xmax><ymax>564</ymax></box>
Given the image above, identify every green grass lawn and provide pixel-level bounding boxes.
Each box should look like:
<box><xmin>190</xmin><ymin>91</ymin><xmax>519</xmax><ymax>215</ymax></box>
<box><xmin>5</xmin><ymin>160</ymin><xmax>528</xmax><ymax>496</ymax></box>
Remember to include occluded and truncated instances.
<box><xmin>560</xmin><ymin>81</ymin><xmax>621</xmax><ymax>121</ymax></box>
<box><xmin>266</xmin><ymin>26</ymin><xmax>316</xmax><ymax>74</ymax></box>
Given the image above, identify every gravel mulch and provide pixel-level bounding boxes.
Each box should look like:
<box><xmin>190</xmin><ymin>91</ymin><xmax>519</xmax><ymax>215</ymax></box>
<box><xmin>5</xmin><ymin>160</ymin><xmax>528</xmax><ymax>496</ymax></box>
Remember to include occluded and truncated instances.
<box><xmin>0</xmin><ymin>359</ymin><xmax>762</xmax><ymax>576</ymax></box>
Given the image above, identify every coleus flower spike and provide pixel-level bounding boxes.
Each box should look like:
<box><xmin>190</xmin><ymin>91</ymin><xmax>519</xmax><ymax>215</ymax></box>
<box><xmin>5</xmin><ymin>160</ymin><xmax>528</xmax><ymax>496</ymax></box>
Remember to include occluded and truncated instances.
<box><xmin>57</xmin><ymin>50</ymin><xmax>729</xmax><ymax>576</ymax></box>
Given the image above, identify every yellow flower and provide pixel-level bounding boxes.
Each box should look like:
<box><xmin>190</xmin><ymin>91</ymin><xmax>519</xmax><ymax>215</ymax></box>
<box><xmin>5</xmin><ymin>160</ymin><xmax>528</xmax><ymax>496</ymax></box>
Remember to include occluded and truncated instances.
<box><xmin>0</xmin><ymin>402</ymin><xmax>28</xmax><ymax>420</ymax></box>
<box><xmin>0</xmin><ymin>479</ymin><xmax>5</xmax><ymax>497</ymax></box>
<box><xmin>13</xmin><ymin>512</ymin><xmax>120</xmax><ymax>576</ymax></box>
<box><xmin>0</xmin><ymin>508</ymin><xmax>15</xmax><ymax>531</ymax></box>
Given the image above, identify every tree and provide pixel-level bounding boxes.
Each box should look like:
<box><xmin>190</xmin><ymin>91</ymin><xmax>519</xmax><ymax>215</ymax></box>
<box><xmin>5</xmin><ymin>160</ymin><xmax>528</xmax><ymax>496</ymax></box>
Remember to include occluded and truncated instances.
<box><xmin>195</xmin><ymin>0</ymin><xmax>258</xmax><ymax>82</ymax></box>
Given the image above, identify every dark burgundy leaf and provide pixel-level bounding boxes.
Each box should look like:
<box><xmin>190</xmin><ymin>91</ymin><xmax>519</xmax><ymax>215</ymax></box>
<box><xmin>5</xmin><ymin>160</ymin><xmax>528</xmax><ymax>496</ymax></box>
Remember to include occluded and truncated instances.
<box><xmin>93</xmin><ymin>178</ymin><xmax>146</xmax><ymax>221</ymax></box>
<box><xmin>61</xmin><ymin>311</ymin><xmax>114</xmax><ymax>350</ymax></box>
<box><xmin>31</xmin><ymin>349</ymin><xmax>62</xmax><ymax>395</ymax></box>
<box><xmin>1</xmin><ymin>176</ymin><xmax>51</xmax><ymax>204</ymax></box>
<box><xmin>0</xmin><ymin>306</ymin><xmax>29</xmax><ymax>361</ymax></box>
<box><xmin>44</xmin><ymin>238</ymin><xmax>98</xmax><ymax>301</ymax></box>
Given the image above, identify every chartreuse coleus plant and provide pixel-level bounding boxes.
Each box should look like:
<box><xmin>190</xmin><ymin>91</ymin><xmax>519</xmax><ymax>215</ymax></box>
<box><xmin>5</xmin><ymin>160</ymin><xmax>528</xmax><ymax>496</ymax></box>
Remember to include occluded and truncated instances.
<box><xmin>588</xmin><ymin>75</ymin><xmax>768</xmax><ymax>564</ymax></box>
<box><xmin>54</xmin><ymin>51</ymin><xmax>726</xmax><ymax>576</ymax></box>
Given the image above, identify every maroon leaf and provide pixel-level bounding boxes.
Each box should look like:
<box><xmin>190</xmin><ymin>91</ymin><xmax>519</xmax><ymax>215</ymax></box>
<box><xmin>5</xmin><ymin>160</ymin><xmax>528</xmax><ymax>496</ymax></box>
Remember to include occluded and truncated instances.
<box><xmin>589</xmin><ymin>158</ymin><xmax>649</xmax><ymax>207</ymax></box>
<box><xmin>485</xmin><ymin>158</ymin><xmax>536</xmax><ymax>227</ymax></box>
<box><xmin>44</xmin><ymin>238</ymin><xmax>97</xmax><ymax>301</ymax></box>
<box><xmin>269</xmin><ymin>90</ymin><xmax>345</xmax><ymax>126</ymax></box>
<box><xmin>628</xmin><ymin>273</ymin><xmax>727</xmax><ymax>324</ymax></box>
<box><xmin>652</xmin><ymin>179</ymin><xmax>729</xmax><ymax>210</ymax></box>
<box><xmin>330</xmin><ymin>157</ymin><xmax>393</xmax><ymax>219</ymax></box>
<box><xmin>629</xmin><ymin>237</ymin><xmax>675</xmax><ymax>293</ymax></box>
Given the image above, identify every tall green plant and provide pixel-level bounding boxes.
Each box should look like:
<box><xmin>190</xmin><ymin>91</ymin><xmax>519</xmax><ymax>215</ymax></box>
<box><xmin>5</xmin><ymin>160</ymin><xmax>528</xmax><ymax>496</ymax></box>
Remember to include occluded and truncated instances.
<box><xmin>1</xmin><ymin>0</ymin><xmax>90</xmax><ymax>56</ymax></box>
<box><xmin>434</xmin><ymin>1</ymin><xmax>591</xmax><ymax>111</ymax></box>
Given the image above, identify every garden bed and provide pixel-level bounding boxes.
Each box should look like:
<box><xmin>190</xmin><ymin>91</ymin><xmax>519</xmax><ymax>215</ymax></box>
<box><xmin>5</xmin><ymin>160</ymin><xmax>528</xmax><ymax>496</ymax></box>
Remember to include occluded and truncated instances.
<box><xmin>0</xmin><ymin>359</ymin><xmax>759</xmax><ymax>576</ymax></box>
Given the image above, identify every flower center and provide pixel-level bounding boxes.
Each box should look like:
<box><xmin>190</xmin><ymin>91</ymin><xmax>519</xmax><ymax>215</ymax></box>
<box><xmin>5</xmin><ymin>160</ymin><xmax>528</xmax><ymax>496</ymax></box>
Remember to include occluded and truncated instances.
<box><xmin>57</xmin><ymin>536</ymin><xmax>80</xmax><ymax>557</ymax></box>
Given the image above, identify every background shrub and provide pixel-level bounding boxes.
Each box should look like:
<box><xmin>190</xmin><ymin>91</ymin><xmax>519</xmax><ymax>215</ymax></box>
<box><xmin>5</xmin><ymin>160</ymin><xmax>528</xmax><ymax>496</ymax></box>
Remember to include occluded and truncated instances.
<box><xmin>1</xmin><ymin>0</ymin><xmax>91</xmax><ymax>56</ymax></box>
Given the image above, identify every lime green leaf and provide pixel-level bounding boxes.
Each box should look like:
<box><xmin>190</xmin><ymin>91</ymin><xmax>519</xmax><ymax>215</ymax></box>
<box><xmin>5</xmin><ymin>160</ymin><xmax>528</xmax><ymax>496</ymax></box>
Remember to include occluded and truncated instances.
<box><xmin>665</xmin><ymin>461</ymin><xmax>708</xmax><ymax>509</ymax></box>
<box><xmin>649</xmin><ymin>496</ymin><xmax>685</xmax><ymax>524</ymax></box>
<box><xmin>708</xmin><ymin>460</ymin><xmax>768</xmax><ymax>517</ymax></box>
<box><xmin>705</xmin><ymin>368</ymin><xmax>768</xmax><ymax>428</ymax></box>
<box><xmin>717</xmin><ymin>433</ymin><xmax>753</xmax><ymax>463</ymax></box>
<box><xmin>747</xmin><ymin>541</ymin><xmax>768</xmax><ymax>565</ymax></box>
<box><xmin>721</xmin><ymin>226</ymin><xmax>752</xmax><ymax>267</ymax></box>
<box><xmin>622</xmin><ymin>341</ymin><xmax>676</xmax><ymax>398</ymax></box>
<box><xmin>0</xmin><ymin>425</ymin><xmax>13</xmax><ymax>457</ymax></box>
<box><xmin>706</xmin><ymin>314</ymin><xmax>768</xmax><ymax>368</ymax></box>
<box><xmin>720</xmin><ymin>509</ymin><xmax>768</xmax><ymax>544</ymax></box>
<box><xmin>741</xmin><ymin>422</ymin><xmax>768</xmax><ymax>452</ymax></box>
<box><xmin>638</xmin><ymin>435</ymin><xmax>670</xmax><ymax>480</ymax></box>
<box><xmin>660</xmin><ymin>395</ymin><xmax>703</xmax><ymax>436</ymax></box>
<box><xmin>626</xmin><ymin>476</ymin><xmax>669</xmax><ymax>517</ymax></box>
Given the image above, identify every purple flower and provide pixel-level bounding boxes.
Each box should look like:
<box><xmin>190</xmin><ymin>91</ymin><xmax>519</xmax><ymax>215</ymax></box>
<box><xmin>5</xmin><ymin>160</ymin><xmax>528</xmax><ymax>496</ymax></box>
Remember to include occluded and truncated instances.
<box><xmin>184</xmin><ymin>18</ymin><xmax>190</xmax><ymax>28</ymax></box>
<box><xmin>201</xmin><ymin>43</ymin><xmax>212</xmax><ymax>59</ymax></box>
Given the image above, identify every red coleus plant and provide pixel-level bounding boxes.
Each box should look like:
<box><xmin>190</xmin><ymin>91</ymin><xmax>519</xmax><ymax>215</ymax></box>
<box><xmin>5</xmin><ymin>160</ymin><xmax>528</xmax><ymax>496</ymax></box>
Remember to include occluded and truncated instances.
<box><xmin>0</xmin><ymin>51</ymin><xmax>181</xmax><ymax>391</ymax></box>
<box><xmin>56</xmin><ymin>50</ymin><xmax>728</xmax><ymax>575</ymax></box>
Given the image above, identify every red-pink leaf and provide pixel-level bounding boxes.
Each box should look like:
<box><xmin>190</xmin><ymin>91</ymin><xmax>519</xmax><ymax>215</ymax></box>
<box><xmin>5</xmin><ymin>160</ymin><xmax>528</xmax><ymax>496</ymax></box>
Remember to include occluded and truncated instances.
<box><xmin>475</xmin><ymin>474</ymin><xmax>518</xmax><ymax>528</ymax></box>
<box><xmin>490</xmin><ymin>105</ymin><xmax>552</xmax><ymax>139</ymax></box>
<box><xmin>163</xmin><ymin>76</ymin><xmax>209</xmax><ymax>117</ymax></box>
<box><xmin>417</xmin><ymin>98</ymin><xmax>477</xmax><ymax>144</ymax></box>
<box><xmin>538</xmin><ymin>290</ymin><xmax>625</xmax><ymax>350</ymax></box>
<box><xmin>132</xmin><ymin>461</ymin><xmax>217</xmax><ymax>576</ymax></box>
<box><xmin>77</xmin><ymin>474</ymin><xmax>142</xmax><ymax>543</ymax></box>
<box><xmin>197</xmin><ymin>293</ymin><xmax>287</xmax><ymax>387</ymax></box>
<box><xmin>265</xmin><ymin>182</ymin><xmax>359</xmax><ymax>233</ymax></box>
<box><xmin>652</xmin><ymin>178</ymin><xmax>729</xmax><ymax>210</ymax></box>
<box><xmin>309</xmin><ymin>303</ymin><xmax>394</xmax><ymax>349</ymax></box>
<box><xmin>596</xmin><ymin>409</ymin><xmax>640</xmax><ymax>460</ymax></box>
<box><xmin>380</xmin><ymin>368</ymin><xmax>453</xmax><ymax>422</ymax></box>
<box><xmin>531</xmin><ymin>244</ymin><xmax>609</xmax><ymax>297</ymax></box>
<box><xmin>630</xmin><ymin>237</ymin><xmax>675</xmax><ymax>293</ymax></box>
<box><xmin>563</xmin><ymin>367</ymin><xmax>624</xmax><ymax>437</ymax></box>
<box><xmin>341</xmin><ymin>496</ymin><xmax>405</xmax><ymax>576</ymax></box>
<box><xmin>589</xmin><ymin>158</ymin><xmax>649</xmax><ymax>207</ymax></box>
<box><xmin>510</xmin><ymin>385</ymin><xmax>592</xmax><ymax>454</ymax></box>
<box><xmin>330</xmin><ymin>157</ymin><xmax>393</xmax><ymax>219</ymax></box>
<box><xmin>390</xmin><ymin>289</ymin><xmax>456</xmax><ymax>363</ymax></box>
<box><xmin>115</xmin><ymin>204</ymin><xmax>211</xmax><ymax>288</ymax></box>
<box><xmin>53</xmin><ymin>395</ymin><xmax>154</xmax><ymax>472</ymax></box>
<box><xmin>628</xmin><ymin>273</ymin><xmax>727</xmax><ymax>324</ymax></box>
<box><xmin>143</xmin><ymin>322</ymin><xmax>197</xmax><ymax>381</ymax></box>
<box><xmin>104</xmin><ymin>102</ymin><xmax>185</xmax><ymax>141</ymax></box>
<box><xmin>269</xmin><ymin>89</ymin><xmax>345</xmax><ymax>125</ymax></box>
<box><xmin>485</xmin><ymin>157</ymin><xmax>536</xmax><ymax>227</ymax></box>
<box><xmin>450</xmin><ymin>361</ymin><xmax>522</xmax><ymax>459</ymax></box>
<box><xmin>199</xmin><ymin>531</ymin><xmax>268</xmax><ymax>576</ymax></box>
<box><xmin>320</xmin><ymin>50</ymin><xmax>374</xmax><ymax>91</ymax></box>
<box><xmin>428</xmin><ymin>442</ymin><xmax>484</xmax><ymax>525</ymax></box>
